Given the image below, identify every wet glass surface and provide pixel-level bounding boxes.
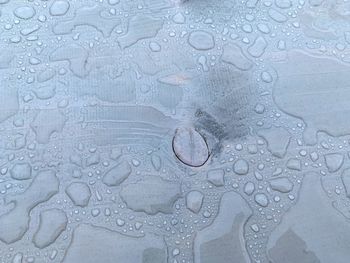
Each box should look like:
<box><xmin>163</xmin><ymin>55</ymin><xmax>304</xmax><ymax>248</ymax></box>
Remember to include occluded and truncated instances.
<box><xmin>0</xmin><ymin>0</ymin><xmax>349</xmax><ymax>262</ymax></box>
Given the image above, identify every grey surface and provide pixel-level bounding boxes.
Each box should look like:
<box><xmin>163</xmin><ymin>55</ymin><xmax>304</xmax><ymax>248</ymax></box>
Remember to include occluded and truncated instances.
<box><xmin>0</xmin><ymin>0</ymin><xmax>349</xmax><ymax>262</ymax></box>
